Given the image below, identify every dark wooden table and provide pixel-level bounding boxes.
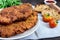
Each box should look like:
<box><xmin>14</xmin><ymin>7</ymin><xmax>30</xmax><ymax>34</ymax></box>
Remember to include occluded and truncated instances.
<box><xmin>22</xmin><ymin>0</ymin><xmax>60</xmax><ymax>6</ymax></box>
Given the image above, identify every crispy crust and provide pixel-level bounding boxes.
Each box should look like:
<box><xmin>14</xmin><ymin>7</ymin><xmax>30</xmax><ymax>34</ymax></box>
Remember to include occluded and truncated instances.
<box><xmin>0</xmin><ymin>11</ymin><xmax>38</xmax><ymax>38</ymax></box>
<box><xmin>0</xmin><ymin>3</ymin><xmax>33</xmax><ymax>24</ymax></box>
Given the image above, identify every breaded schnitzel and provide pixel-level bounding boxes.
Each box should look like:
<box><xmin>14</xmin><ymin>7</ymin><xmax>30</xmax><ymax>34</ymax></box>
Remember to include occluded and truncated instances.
<box><xmin>0</xmin><ymin>11</ymin><xmax>38</xmax><ymax>38</ymax></box>
<box><xmin>0</xmin><ymin>3</ymin><xmax>33</xmax><ymax>24</ymax></box>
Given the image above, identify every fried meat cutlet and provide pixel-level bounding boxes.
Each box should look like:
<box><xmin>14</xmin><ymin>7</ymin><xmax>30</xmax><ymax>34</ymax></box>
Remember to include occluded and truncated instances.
<box><xmin>0</xmin><ymin>11</ymin><xmax>38</xmax><ymax>38</ymax></box>
<box><xmin>0</xmin><ymin>3</ymin><xmax>33</xmax><ymax>24</ymax></box>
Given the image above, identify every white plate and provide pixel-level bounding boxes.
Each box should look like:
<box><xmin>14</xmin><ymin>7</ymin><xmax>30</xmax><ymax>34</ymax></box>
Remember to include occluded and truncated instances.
<box><xmin>35</xmin><ymin>14</ymin><xmax>60</xmax><ymax>39</ymax></box>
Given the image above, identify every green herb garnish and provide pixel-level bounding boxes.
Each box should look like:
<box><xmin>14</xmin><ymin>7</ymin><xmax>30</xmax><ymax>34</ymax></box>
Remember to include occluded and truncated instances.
<box><xmin>0</xmin><ymin>0</ymin><xmax>22</xmax><ymax>8</ymax></box>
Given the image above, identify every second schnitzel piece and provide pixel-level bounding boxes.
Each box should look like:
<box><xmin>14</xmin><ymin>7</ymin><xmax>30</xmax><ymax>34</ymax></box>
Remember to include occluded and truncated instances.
<box><xmin>0</xmin><ymin>3</ymin><xmax>33</xmax><ymax>24</ymax></box>
<box><xmin>0</xmin><ymin>11</ymin><xmax>38</xmax><ymax>38</ymax></box>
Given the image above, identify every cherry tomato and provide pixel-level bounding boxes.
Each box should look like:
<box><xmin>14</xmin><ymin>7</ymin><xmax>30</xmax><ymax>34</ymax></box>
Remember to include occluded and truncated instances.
<box><xmin>49</xmin><ymin>20</ymin><xmax>58</xmax><ymax>28</ymax></box>
<box><xmin>43</xmin><ymin>13</ymin><xmax>53</xmax><ymax>22</ymax></box>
